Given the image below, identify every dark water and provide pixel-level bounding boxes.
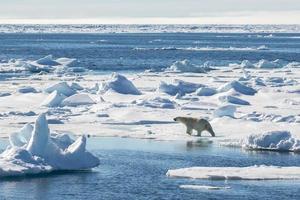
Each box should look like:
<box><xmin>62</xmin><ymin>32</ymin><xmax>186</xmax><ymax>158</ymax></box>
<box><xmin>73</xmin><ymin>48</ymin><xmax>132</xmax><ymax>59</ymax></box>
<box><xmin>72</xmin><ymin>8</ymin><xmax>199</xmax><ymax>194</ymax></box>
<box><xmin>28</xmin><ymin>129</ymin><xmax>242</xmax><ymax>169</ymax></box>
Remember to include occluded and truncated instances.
<box><xmin>0</xmin><ymin>33</ymin><xmax>300</xmax><ymax>72</ymax></box>
<box><xmin>0</xmin><ymin>137</ymin><xmax>299</xmax><ymax>200</ymax></box>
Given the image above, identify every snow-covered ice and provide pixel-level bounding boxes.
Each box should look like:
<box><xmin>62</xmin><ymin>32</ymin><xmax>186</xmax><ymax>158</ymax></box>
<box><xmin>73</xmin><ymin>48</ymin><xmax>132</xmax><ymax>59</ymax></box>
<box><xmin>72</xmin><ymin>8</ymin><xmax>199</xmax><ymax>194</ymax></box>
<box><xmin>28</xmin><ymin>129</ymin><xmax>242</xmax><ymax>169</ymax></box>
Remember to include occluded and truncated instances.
<box><xmin>99</xmin><ymin>73</ymin><xmax>141</xmax><ymax>95</ymax></box>
<box><xmin>0</xmin><ymin>113</ymin><xmax>100</xmax><ymax>177</ymax></box>
<box><xmin>167</xmin><ymin>165</ymin><xmax>300</xmax><ymax>180</ymax></box>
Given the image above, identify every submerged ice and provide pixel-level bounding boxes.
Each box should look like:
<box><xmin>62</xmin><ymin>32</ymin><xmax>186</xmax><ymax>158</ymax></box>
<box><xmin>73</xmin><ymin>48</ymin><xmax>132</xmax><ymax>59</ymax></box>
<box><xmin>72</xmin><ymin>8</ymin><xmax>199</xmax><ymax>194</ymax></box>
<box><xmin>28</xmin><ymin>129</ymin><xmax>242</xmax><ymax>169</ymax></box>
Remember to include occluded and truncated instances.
<box><xmin>0</xmin><ymin>114</ymin><xmax>100</xmax><ymax>177</ymax></box>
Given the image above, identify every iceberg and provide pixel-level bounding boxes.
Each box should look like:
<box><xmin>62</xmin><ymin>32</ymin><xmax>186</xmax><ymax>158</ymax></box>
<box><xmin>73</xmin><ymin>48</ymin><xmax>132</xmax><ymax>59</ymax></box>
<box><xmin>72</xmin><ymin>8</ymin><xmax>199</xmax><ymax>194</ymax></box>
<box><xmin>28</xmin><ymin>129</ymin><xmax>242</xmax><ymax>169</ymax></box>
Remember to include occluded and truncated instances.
<box><xmin>0</xmin><ymin>113</ymin><xmax>100</xmax><ymax>177</ymax></box>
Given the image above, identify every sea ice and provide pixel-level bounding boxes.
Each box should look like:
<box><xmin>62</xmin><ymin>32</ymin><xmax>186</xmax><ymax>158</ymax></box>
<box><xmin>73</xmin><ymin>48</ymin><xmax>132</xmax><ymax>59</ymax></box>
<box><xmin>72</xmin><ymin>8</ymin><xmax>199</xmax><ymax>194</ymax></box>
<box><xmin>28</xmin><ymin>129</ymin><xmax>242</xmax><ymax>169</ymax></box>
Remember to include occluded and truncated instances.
<box><xmin>219</xmin><ymin>95</ymin><xmax>250</xmax><ymax>105</ymax></box>
<box><xmin>44</xmin><ymin>82</ymin><xmax>76</xmax><ymax>97</ymax></box>
<box><xmin>167</xmin><ymin>165</ymin><xmax>300</xmax><ymax>180</ymax></box>
<box><xmin>0</xmin><ymin>113</ymin><xmax>100</xmax><ymax>177</ymax></box>
<box><xmin>256</xmin><ymin>59</ymin><xmax>280</xmax><ymax>69</ymax></box>
<box><xmin>17</xmin><ymin>86</ymin><xmax>38</xmax><ymax>93</ymax></box>
<box><xmin>99</xmin><ymin>73</ymin><xmax>141</xmax><ymax>95</ymax></box>
<box><xmin>240</xmin><ymin>60</ymin><xmax>255</xmax><ymax>68</ymax></box>
<box><xmin>41</xmin><ymin>91</ymin><xmax>66</xmax><ymax>107</ymax></box>
<box><xmin>242</xmin><ymin>131</ymin><xmax>300</xmax><ymax>152</ymax></box>
<box><xmin>218</xmin><ymin>80</ymin><xmax>257</xmax><ymax>95</ymax></box>
<box><xmin>61</xmin><ymin>93</ymin><xmax>96</xmax><ymax>107</ymax></box>
<box><xmin>167</xmin><ymin>59</ymin><xmax>210</xmax><ymax>73</ymax></box>
<box><xmin>158</xmin><ymin>80</ymin><xmax>206</xmax><ymax>96</ymax></box>
<box><xmin>195</xmin><ymin>87</ymin><xmax>217</xmax><ymax>96</ymax></box>
<box><xmin>133</xmin><ymin>96</ymin><xmax>176</xmax><ymax>109</ymax></box>
<box><xmin>213</xmin><ymin>105</ymin><xmax>236</xmax><ymax>118</ymax></box>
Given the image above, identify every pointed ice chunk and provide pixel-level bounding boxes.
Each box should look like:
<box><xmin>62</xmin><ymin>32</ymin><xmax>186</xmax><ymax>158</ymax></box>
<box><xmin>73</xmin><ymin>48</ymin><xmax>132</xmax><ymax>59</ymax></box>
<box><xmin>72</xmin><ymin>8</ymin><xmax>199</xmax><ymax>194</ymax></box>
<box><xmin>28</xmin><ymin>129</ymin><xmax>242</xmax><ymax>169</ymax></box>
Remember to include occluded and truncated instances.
<box><xmin>27</xmin><ymin>113</ymin><xmax>50</xmax><ymax>157</ymax></box>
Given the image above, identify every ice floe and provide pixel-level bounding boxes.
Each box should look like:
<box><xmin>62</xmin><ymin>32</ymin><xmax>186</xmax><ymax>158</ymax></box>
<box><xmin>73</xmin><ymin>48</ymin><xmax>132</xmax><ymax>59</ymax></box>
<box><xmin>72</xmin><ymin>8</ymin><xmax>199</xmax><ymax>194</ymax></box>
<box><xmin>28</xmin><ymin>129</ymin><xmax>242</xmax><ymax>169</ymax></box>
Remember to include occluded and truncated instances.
<box><xmin>242</xmin><ymin>131</ymin><xmax>300</xmax><ymax>152</ymax></box>
<box><xmin>179</xmin><ymin>185</ymin><xmax>230</xmax><ymax>190</ymax></box>
<box><xmin>167</xmin><ymin>165</ymin><xmax>300</xmax><ymax>180</ymax></box>
<box><xmin>0</xmin><ymin>114</ymin><xmax>100</xmax><ymax>177</ymax></box>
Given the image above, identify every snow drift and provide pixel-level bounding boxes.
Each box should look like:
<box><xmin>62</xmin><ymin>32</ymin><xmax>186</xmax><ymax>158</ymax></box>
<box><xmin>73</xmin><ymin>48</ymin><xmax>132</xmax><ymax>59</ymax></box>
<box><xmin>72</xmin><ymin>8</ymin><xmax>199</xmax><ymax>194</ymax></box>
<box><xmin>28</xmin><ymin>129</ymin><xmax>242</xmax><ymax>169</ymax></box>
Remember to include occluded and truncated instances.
<box><xmin>0</xmin><ymin>114</ymin><xmax>100</xmax><ymax>177</ymax></box>
<box><xmin>99</xmin><ymin>73</ymin><xmax>141</xmax><ymax>95</ymax></box>
<box><xmin>167</xmin><ymin>165</ymin><xmax>300</xmax><ymax>180</ymax></box>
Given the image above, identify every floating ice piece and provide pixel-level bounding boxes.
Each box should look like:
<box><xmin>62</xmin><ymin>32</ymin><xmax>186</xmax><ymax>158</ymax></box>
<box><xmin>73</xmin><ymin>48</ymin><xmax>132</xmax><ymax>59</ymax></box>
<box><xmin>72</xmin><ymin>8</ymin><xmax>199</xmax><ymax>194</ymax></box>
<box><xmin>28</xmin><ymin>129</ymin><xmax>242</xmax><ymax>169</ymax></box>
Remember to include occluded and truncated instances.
<box><xmin>45</xmin><ymin>82</ymin><xmax>76</xmax><ymax>97</ymax></box>
<box><xmin>242</xmin><ymin>131</ymin><xmax>300</xmax><ymax>152</ymax></box>
<box><xmin>257</xmin><ymin>45</ymin><xmax>269</xmax><ymax>50</ymax></box>
<box><xmin>167</xmin><ymin>59</ymin><xmax>211</xmax><ymax>73</ymax></box>
<box><xmin>61</xmin><ymin>93</ymin><xmax>95</xmax><ymax>107</ymax></box>
<box><xmin>256</xmin><ymin>59</ymin><xmax>280</xmax><ymax>69</ymax></box>
<box><xmin>41</xmin><ymin>91</ymin><xmax>66</xmax><ymax>107</ymax></box>
<box><xmin>214</xmin><ymin>105</ymin><xmax>236</xmax><ymax>118</ymax></box>
<box><xmin>17</xmin><ymin>86</ymin><xmax>38</xmax><ymax>93</ymax></box>
<box><xmin>133</xmin><ymin>96</ymin><xmax>176</xmax><ymax>109</ymax></box>
<box><xmin>0</xmin><ymin>113</ymin><xmax>100</xmax><ymax>177</ymax></box>
<box><xmin>99</xmin><ymin>73</ymin><xmax>141</xmax><ymax>95</ymax></box>
<box><xmin>240</xmin><ymin>60</ymin><xmax>255</xmax><ymax>68</ymax></box>
<box><xmin>219</xmin><ymin>95</ymin><xmax>250</xmax><ymax>105</ymax></box>
<box><xmin>158</xmin><ymin>79</ymin><xmax>206</xmax><ymax>96</ymax></box>
<box><xmin>179</xmin><ymin>185</ymin><xmax>230</xmax><ymax>190</ymax></box>
<box><xmin>167</xmin><ymin>165</ymin><xmax>300</xmax><ymax>180</ymax></box>
<box><xmin>195</xmin><ymin>87</ymin><xmax>217</xmax><ymax>96</ymax></box>
<box><xmin>218</xmin><ymin>80</ymin><xmax>256</xmax><ymax>95</ymax></box>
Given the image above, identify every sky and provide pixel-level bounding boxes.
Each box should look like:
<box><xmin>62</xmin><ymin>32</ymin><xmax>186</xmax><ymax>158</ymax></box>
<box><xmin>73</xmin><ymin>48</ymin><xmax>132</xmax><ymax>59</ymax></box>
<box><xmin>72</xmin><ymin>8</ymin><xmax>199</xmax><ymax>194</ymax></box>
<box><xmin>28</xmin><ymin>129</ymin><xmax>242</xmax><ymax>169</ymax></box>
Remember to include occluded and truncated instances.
<box><xmin>0</xmin><ymin>0</ymin><xmax>299</xmax><ymax>24</ymax></box>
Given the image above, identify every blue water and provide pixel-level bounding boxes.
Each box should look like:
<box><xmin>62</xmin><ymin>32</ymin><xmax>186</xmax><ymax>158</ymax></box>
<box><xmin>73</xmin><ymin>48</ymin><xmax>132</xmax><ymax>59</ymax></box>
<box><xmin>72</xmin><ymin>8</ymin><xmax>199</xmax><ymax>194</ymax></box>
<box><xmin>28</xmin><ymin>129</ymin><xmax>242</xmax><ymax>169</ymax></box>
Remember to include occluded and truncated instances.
<box><xmin>0</xmin><ymin>33</ymin><xmax>300</xmax><ymax>72</ymax></box>
<box><xmin>0</xmin><ymin>137</ymin><xmax>299</xmax><ymax>200</ymax></box>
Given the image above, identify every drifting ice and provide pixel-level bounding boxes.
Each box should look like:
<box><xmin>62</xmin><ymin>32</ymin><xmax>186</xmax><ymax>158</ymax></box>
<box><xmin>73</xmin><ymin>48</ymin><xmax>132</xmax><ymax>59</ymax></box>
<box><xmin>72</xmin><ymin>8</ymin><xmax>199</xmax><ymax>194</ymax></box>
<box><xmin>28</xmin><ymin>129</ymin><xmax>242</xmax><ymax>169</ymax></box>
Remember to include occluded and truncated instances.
<box><xmin>0</xmin><ymin>113</ymin><xmax>100</xmax><ymax>177</ymax></box>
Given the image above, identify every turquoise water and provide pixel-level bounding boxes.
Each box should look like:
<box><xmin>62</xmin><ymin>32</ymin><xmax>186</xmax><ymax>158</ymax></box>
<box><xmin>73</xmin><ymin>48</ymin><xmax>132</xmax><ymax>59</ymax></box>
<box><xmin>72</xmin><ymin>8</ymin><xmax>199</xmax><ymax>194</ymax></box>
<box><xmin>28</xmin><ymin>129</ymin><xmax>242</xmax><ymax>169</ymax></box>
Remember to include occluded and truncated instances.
<box><xmin>0</xmin><ymin>137</ymin><xmax>299</xmax><ymax>200</ymax></box>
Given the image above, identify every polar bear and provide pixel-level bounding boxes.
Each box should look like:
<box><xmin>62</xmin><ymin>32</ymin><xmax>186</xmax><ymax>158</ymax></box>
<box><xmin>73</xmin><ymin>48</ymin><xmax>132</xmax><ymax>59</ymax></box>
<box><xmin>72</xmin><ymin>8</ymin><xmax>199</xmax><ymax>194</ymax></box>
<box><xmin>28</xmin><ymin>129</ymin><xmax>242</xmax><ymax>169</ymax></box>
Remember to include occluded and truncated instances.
<box><xmin>173</xmin><ymin>117</ymin><xmax>215</xmax><ymax>137</ymax></box>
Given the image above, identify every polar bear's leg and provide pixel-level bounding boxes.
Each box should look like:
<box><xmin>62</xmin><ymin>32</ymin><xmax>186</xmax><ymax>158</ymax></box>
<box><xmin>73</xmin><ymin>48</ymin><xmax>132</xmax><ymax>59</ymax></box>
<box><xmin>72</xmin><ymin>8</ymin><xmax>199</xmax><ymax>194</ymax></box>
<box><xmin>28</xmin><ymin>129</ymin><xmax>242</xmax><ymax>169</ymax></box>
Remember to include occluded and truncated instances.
<box><xmin>205</xmin><ymin>124</ymin><xmax>215</xmax><ymax>137</ymax></box>
<box><xmin>197</xmin><ymin>129</ymin><xmax>202</xmax><ymax>136</ymax></box>
<box><xmin>186</xmin><ymin>126</ymin><xmax>192</xmax><ymax>135</ymax></box>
